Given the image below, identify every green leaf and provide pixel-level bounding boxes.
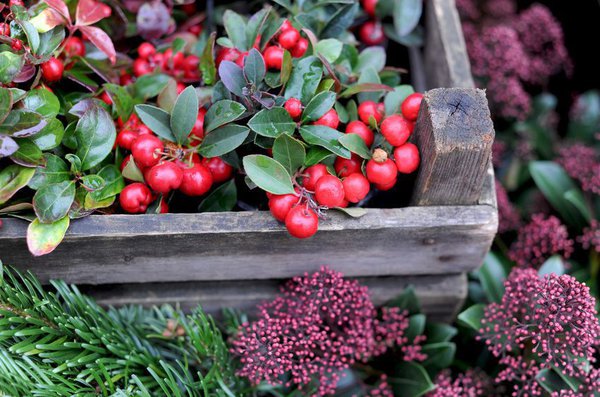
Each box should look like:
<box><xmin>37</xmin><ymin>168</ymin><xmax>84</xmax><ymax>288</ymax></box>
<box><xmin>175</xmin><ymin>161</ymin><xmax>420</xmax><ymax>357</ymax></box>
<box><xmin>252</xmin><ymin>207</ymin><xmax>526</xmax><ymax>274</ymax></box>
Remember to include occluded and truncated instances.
<box><xmin>393</xmin><ymin>0</ymin><xmax>422</xmax><ymax>37</ymax></box>
<box><xmin>219</xmin><ymin>61</ymin><xmax>246</xmax><ymax>97</ymax></box>
<box><xmin>22</xmin><ymin>88</ymin><xmax>60</xmax><ymax>118</ymax></box>
<box><xmin>74</xmin><ymin>104</ymin><xmax>116</xmax><ymax>171</ymax></box>
<box><xmin>28</xmin><ymin>154</ymin><xmax>70</xmax><ymax>190</ymax></box>
<box><xmin>529</xmin><ymin>161</ymin><xmax>587</xmax><ymax>228</ymax></box>
<box><xmin>314</xmin><ymin>39</ymin><xmax>343</xmax><ymax>64</ymax></box>
<box><xmin>33</xmin><ymin>180</ymin><xmax>76</xmax><ymax>223</ymax></box>
<box><xmin>65</xmin><ymin>153</ymin><xmax>82</xmax><ymax>174</ymax></box>
<box><xmin>384</xmin><ymin>23</ymin><xmax>424</xmax><ymax>47</ymax></box>
<box><xmin>301</xmin><ymin>91</ymin><xmax>336</xmax><ymax>123</ymax></box>
<box><xmin>357</xmin><ymin>67</ymin><xmax>382</xmax><ymax>103</ymax></box>
<box><xmin>26</xmin><ymin>216</ymin><xmax>70</xmax><ymax>256</ymax></box>
<box><xmin>355</xmin><ymin>47</ymin><xmax>386</xmax><ymax>74</ymax></box>
<box><xmin>299</xmin><ymin>125</ymin><xmax>351</xmax><ymax>159</ymax></box>
<box><xmin>0</xmin><ymin>109</ymin><xmax>46</xmax><ymax>137</ymax></box>
<box><xmin>425</xmin><ymin>323</ymin><xmax>457</xmax><ymax>343</ymax></box>
<box><xmin>536</xmin><ymin>368</ymin><xmax>571</xmax><ymax>394</ymax></box>
<box><xmin>406</xmin><ymin>314</ymin><xmax>426</xmax><ymax>340</ymax></box>
<box><xmin>304</xmin><ymin>146</ymin><xmax>334</xmax><ymax>166</ymax></box>
<box><xmin>538</xmin><ymin>255</ymin><xmax>565</xmax><ymax>277</ymax></box>
<box><xmin>10</xmin><ymin>138</ymin><xmax>44</xmax><ymax>167</ymax></box>
<box><xmin>157</xmin><ymin>79</ymin><xmax>179</xmax><ymax>113</ymax></box>
<box><xmin>321</xmin><ymin>3</ymin><xmax>360</xmax><ymax>39</ymax></box>
<box><xmin>200</xmin><ymin>33</ymin><xmax>217</xmax><ymax>85</ymax></box>
<box><xmin>568</xmin><ymin>90</ymin><xmax>600</xmax><ymax>141</ymax></box>
<box><xmin>284</xmin><ymin>56</ymin><xmax>323</xmax><ymax>104</ymax></box>
<box><xmin>391</xmin><ymin>362</ymin><xmax>435</xmax><ymax>397</ymax></box>
<box><xmin>457</xmin><ymin>304</ymin><xmax>485</xmax><ymax>331</ymax></box>
<box><xmin>80</xmin><ymin>174</ymin><xmax>105</xmax><ymax>191</ymax></box>
<box><xmin>223</xmin><ymin>10</ymin><xmax>248</xmax><ymax>50</ymax></box>
<box><xmin>198</xmin><ymin>179</ymin><xmax>237</xmax><ymax>212</ymax></box>
<box><xmin>339</xmin><ymin>134</ymin><xmax>371</xmax><ymax>159</ymax></box>
<box><xmin>89</xmin><ymin>165</ymin><xmax>125</xmax><ymax>202</ymax></box>
<box><xmin>334</xmin><ymin>207</ymin><xmax>368</xmax><ymax>218</ymax></box>
<box><xmin>339</xmin><ymin>83</ymin><xmax>394</xmax><ymax>99</ymax></box>
<box><xmin>37</xmin><ymin>26</ymin><xmax>65</xmax><ymax>57</ymax></box>
<box><xmin>103</xmin><ymin>84</ymin><xmax>134</xmax><ymax>121</ymax></box>
<box><xmin>19</xmin><ymin>20</ymin><xmax>40</xmax><ymax>53</ymax></box>
<box><xmin>281</xmin><ymin>50</ymin><xmax>293</xmax><ymax>86</ymax></box>
<box><xmin>245</xmin><ymin>8</ymin><xmax>270</xmax><ymax>52</ymax></box>
<box><xmin>243</xmin><ymin>154</ymin><xmax>295</xmax><ymax>195</ymax></box>
<box><xmin>384</xmin><ymin>85</ymin><xmax>415</xmax><ymax>116</ymax></box>
<box><xmin>135</xmin><ymin>104</ymin><xmax>175</xmax><ymax>141</ymax></box>
<box><xmin>121</xmin><ymin>157</ymin><xmax>145</xmax><ymax>183</ymax></box>
<box><xmin>199</xmin><ymin>124</ymin><xmax>250</xmax><ymax>158</ymax></box>
<box><xmin>564</xmin><ymin>189</ymin><xmax>592</xmax><ymax>222</ymax></box>
<box><xmin>84</xmin><ymin>192</ymin><xmax>115</xmax><ymax>210</ymax></box>
<box><xmin>273</xmin><ymin>134</ymin><xmax>306</xmax><ymax>175</ymax></box>
<box><xmin>243</xmin><ymin>48</ymin><xmax>266</xmax><ymax>85</ymax></box>
<box><xmin>170</xmin><ymin>86</ymin><xmax>199</xmax><ymax>145</ymax></box>
<box><xmin>476</xmin><ymin>252</ymin><xmax>506</xmax><ymax>303</ymax></box>
<box><xmin>386</xmin><ymin>286</ymin><xmax>421</xmax><ymax>314</ymax></box>
<box><xmin>134</xmin><ymin>73</ymin><xmax>171</xmax><ymax>99</ymax></box>
<box><xmin>0</xmin><ymin>52</ymin><xmax>24</xmax><ymax>84</ymax></box>
<box><xmin>31</xmin><ymin>118</ymin><xmax>64</xmax><ymax>150</ymax></box>
<box><xmin>421</xmin><ymin>342</ymin><xmax>456</xmax><ymax>370</ymax></box>
<box><xmin>0</xmin><ymin>87</ymin><xmax>12</xmax><ymax>124</ymax></box>
<box><xmin>204</xmin><ymin>100</ymin><xmax>246</xmax><ymax>133</ymax></box>
<box><xmin>248</xmin><ymin>107</ymin><xmax>296</xmax><ymax>138</ymax></box>
<box><xmin>0</xmin><ymin>165</ymin><xmax>35</xmax><ymax>205</ymax></box>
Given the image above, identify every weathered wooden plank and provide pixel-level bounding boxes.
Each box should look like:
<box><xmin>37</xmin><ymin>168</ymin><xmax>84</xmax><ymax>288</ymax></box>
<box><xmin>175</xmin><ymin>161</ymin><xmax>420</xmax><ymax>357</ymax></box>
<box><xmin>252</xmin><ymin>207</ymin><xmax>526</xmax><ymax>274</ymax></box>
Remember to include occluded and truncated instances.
<box><xmin>425</xmin><ymin>0</ymin><xmax>474</xmax><ymax>89</ymax></box>
<box><xmin>0</xmin><ymin>205</ymin><xmax>496</xmax><ymax>284</ymax></box>
<box><xmin>410</xmin><ymin>88</ymin><xmax>494</xmax><ymax>206</ymax></box>
<box><xmin>80</xmin><ymin>274</ymin><xmax>468</xmax><ymax>323</ymax></box>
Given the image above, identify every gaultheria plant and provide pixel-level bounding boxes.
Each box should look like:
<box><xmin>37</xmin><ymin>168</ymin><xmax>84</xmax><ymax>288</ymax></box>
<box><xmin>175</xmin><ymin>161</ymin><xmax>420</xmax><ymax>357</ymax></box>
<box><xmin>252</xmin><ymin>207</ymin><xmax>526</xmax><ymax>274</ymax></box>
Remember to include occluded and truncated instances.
<box><xmin>230</xmin><ymin>267</ymin><xmax>426</xmax><ymax>396</ymax></box>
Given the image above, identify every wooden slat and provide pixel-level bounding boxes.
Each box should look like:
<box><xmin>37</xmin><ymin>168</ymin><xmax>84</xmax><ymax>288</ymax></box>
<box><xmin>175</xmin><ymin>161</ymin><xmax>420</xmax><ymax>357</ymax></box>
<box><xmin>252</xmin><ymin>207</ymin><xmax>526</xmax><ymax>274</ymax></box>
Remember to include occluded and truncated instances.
<box><xmin>0</xmin><ymin>205</ymin><xmax>496</xmax><ymax>284</ymax></box>
<box><xmin>425</xmin><ymin>0</ymin><xmax>474</xmax><ymax>89</ymax></box>
<box><xmin>80</xmin><ymin>274</ymin><xmax>468</xmax><ymax>323</ymax></box>
<box><xmin>410</xmin><ymin>88</ymin><xmax>494</xmax><ymax>206</ymax></box>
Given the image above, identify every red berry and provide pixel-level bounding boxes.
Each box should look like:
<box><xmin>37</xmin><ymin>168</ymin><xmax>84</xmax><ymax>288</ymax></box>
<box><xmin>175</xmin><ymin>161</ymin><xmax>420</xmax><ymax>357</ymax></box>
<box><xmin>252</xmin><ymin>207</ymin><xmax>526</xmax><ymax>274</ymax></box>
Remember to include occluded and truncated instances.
<box><xmin>236</xmin><ymin>51</ymin><xmax>249</xmax><ymax>68</ymax></box>
<box><xmin>138</xmin><ymin>42</ymin><xmax>156</xmax><ymax>59</ymax></box>
<box><xmin>216</xmin><ymin>47</ymin><xmax>241</xmax><ymax>67</ymax></box>
<box><xmin>269</xmin><ymin>194</ymin><xmax>298</xmax><ymax>222</ymax></box>
<box><xmin>131</xmin><ymin>134</ymin><xmax>164</xmax><ymax>168</ymax></box>
<box><xmin>359</xmin><ymin>21</ymin><xmax>385</xmax><ymax>46</ymax></box>
<box><xmin>278</xmin><ymin>28</ymin><xmax>300</xmax><ymax>50</ymax></box>
<box><xmin>120</xmin><ymin>183</ymin><xmax>153</xmax><ymax>213</ymax></box>
<box><xmin>41</xmin><ymin>57</ymin><xmax>64</xmax><ymax>83</ymax></box>
<box><xmin>343</xmin><ymin>173</ymin><xmax>370</xmax><ymax>203</ymax></box>
<box><xmin>116</xmin><ymin>128</ymin><xmax>139</xmax><ymax>150</ymax></box>
<box><xmin>358</xmin><ymin>101</ymin><xmax>383</xmax><ymax>125</ymax></box>
<box><xmin>394</xmin><ymin>143</ymin><xmax>420</xmax><ymax>174</ymax></box>
<box><xmin>264</xmin><ymin>46</ymin><xmax>284</xmax><ymax>70</ymax></box>
<box><xmin>133</xmin><ymin>58</ymin><xmax>152</xmax><ymax>77</ymax></box>
<box><xmin>375</xmin><ymin>178</ymin><xmax>397</xmax><ymax>191</ymax></box>
<box><xmin>11</xmin><ymin>38</ymin><xmax>23</xmax><ymax>51</ymax></box>
<box><xmin>179</xmin><ymin>163</ymin><xmax>213</xmax><ymax>196</ymax></box>
<box><xmin>120</xmin><ymin>72</ymin><xmax>134</xmax><ymax>85</ymax></box>
<box><xmin>188</xmin><ymin>24</ymin><xmax>203</xmax><ymax>35</ymax></box>
<box><xmin>302</xmin><ymin>164</ymin><xmax>329</xmax><ymax>191</ymax></box>
<box><xmin>188</xmin><ymin>107</ymin><xmax>207</xmax><ymax>147</ymax></box>
<box><xmin>362</xmin><ymin>0</ymin><xmax>378</xmax><ymax>17</ymax></box>
<box><xmin>313</xmin><ymin>109</ymin><xmax>339</xmax><ymax>129</ymax></box>
<box><xmin>285</xmin><ymin>206</ymin><xmax>318</xmax><ymax>239</ymax></box>
<box><xmin>366</xmin><ymin>149</ymin><xmax>397</xmax><ymax>185</ymax></box>
<box><xmin>290</xmin><ymin>38</ymin><xmax>308</xmax><ymax>58</ymax></box>
<box><xmin>201</xmin><ymin>157</ymin><xmax>234</xmax><ymax>183</ymax></box>
<box><xmin>159</xmin><ymin>199</ymin><xmax>169</xmax><ymax>213</ymax></box>
<box><xmin>401</xmin><ymin>92</ymin><xmax>424</xmax><ymax>122</ymax></box>
<box><xmin>176</xmin><ymin>82</ymin><xmax>185</xmax><ymax>94</ymax></box>
<box><xmin>146</xmin><ymin>162</ymin><xmax>184</xmax><ymax>194</ymax></box>
<box><xmin>280</xmin><ymin>20</ymin><xmax>294</xmax><ymax>32</ymax></box>
<box><xmin>345</xmin><ymin>120</ymin><xmax>374</xmax><ymax>147</ymax></box>
<box><xmin>0</xmin><ymin>23</ymin><xmax>10</xmax><ymax>36</ymax></box>
<box><xmin>284</xmin><ymin>98</ymin><xmax>302</xmax><ymax>119</ymax></box>
<box><xmin>172</xmin><ymin>51</ymin><xmax>185</xmax><ymax>70</ymax></box>
<box><xmin>315</xmin><ymin>174</ymin><xmax>345</xmax><ymax>207</ymax></box>
<box><xmin>334</xmin><ymin>155</ymin><xmax>362</xmax><ymax>178</ymax></box>
<box><xmin>380</xmin><ymin>115</ymin><xmax>412</xmax><ymax>146</ymax></box>
<box><xmin>64</xmin><ymin>37</ymin><xmax>85</xmax><ymax>57</ymax></box>
<box><xmin>99</xmin><ymin>91</ymin><xmax>113</xmax><ymax>105</ymax></box>
<box><xmin>184</xmin><ymin>55</ymin><xmax>200</xmax><ymax>73</ymax></box>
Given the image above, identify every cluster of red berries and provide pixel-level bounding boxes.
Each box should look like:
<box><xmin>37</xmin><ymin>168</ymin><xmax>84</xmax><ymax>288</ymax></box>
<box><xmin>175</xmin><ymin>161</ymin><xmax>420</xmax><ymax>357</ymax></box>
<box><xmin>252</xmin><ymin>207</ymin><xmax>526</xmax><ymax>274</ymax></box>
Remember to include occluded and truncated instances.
<box><xmin>268</xmin><ymin>92</ymin><xmax>423</xmax><ymax>239</ymax></box>
<box><xmin>116</xmin><ymin>113</ymin><xmax>233</xmax><ymax>214</ymax></box>
<box><xmin>215</xmin><ymin>19</ymin><xmax>308</xmax><ymax>71</ymax></box>
<box><xmin>359</xmin><ymin>0</ymin><xmax>385</xmax><ymax>46</ymax></box>
<box><xmin>132</xmin><ymin>42</ymin><xmax>200</xmax><ymax>90</ymax></box>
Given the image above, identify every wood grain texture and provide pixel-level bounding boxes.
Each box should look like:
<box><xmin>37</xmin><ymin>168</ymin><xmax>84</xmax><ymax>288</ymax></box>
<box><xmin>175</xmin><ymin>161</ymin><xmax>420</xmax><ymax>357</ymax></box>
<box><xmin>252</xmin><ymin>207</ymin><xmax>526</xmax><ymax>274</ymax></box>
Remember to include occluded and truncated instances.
<box><xmin>425</xmin><ymin>0</ymin><xmax>474</xmax><ymax>89</ymax></box>
<box><xmin>411</xmin><ymin>88</ymin><xmax>495</xmax><ymax>206</ymax></box>
<box><xmin>0</xmin><ymin>205</ymin><xmax>496</xmax><ymax>284</ymax></box>
<box><xmin>80</xmin><ymin>274</ymin><xmax>468</xmax><ymax>323</ymax></box>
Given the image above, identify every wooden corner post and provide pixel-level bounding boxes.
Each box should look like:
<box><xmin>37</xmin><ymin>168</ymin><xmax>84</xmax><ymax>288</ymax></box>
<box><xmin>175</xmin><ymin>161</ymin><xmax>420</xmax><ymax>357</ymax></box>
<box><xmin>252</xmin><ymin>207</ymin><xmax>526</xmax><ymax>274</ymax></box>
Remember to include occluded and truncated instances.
<box><xmin>410</xmin><ymin>88</ymin><xmax>494</xmax><ymax>206</ymax></box>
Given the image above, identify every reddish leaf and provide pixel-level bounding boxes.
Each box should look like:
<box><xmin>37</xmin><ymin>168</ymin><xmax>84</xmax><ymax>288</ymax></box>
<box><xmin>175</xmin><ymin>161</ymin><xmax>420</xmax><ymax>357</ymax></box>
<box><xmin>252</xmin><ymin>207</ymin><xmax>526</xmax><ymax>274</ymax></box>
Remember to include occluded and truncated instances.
<box><xmin>44</xmin><ymin>0</ymin><xmax>71</xmax><ymax>24</ymax></box>
<box><xmin>29</xmin><ymin>8</ymin><xmax>67</xmax><ymax>32</ymax></box>
<box><xmin>79</xmin><ymin>26</ymin><xmax>116</xmax><ymax>64</ymax></box>
<box><xmin>13</xmin><ymin>64</ymin><xmax>36</xmax><ymax>83</ymax></box>
<box><xmin>76</xmin><ymin>0</ymin><xmax>112</xmax><ymax>26</ymax></box>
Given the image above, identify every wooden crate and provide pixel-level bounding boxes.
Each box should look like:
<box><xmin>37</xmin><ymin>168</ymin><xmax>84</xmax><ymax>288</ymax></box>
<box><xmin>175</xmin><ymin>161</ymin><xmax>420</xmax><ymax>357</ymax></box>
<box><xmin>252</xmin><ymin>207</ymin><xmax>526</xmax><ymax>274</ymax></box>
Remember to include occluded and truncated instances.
<box><xmin>0</xmin><ymin>0</ymin><xmax>496</xmax><ymax>322</ymax></box>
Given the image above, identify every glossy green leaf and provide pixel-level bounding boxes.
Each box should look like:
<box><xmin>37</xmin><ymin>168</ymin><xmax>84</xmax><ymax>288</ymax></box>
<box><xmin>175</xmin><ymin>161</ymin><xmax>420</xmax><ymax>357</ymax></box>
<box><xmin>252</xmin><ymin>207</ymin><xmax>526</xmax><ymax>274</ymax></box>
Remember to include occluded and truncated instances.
<box><xmin>314</xmin><ymin>38</ymin><xmax>343</xmax><ymax>64</ymax></box>
<box><xmin>273</xmin><ymin>134</ymin><xmax>306</xmax><ymax>175</ymax></box>
<box><xmin>339</xmin><ymin>83</ymin><xmax>394</xmax><ymax>99</ymax></box>
<box><xmin>243</xmin><ymin>154</ymin><xmax>295</xmax><ymax>195</ymax></box>
<box><xmin>321</xmin><ymin>3</ymin><xmax>359</xmax><ymax>39</ymax></box>
<box><xmin>357</xmin><ymin>67</ymin><xmax>382</xmax><ymax>103</ymax></box>
<box><xmin>19</xmin><ymin>20</ymin><xmax>40</xmax><ymax>53</ymax></box>
<box><xmin>421</xmin><ymin>342</ymin><xmax>456</xmax><ymax>370</ymax></box>
<box><xmin>0</xmin><ymin>165</ymin><xmax>35</xmax><ymax>205</ymax></box>
<box><xmin>89</xmin><ymin>165</ymin><xmax>125</xmax><ymax>202</ymax></box>
<box><xmin>284</xmin><ymin>56</ymin><xmax>323</xmax><ymax>104</ymax></box>
<box><xmin>564</xmin><ymin>189</ymin><xmax>592</xmax><ymax>222</ymax></box>
<box><xmin>200</xmin><ymin>33</ymin><xmax>217</xmax><ymax>85</ymax></box>
<box><xmin>80</xmin><ymin>175</ymin><xmax>105</xmax><ymax>192</ymax></box>
<box><xmin>37</xmin><ymin>26</ymin><xmax>65</xmax><ymax>57</ymax></box>
<box><xmin>75</xmin><ymin>104</ymin><xmax>116</xmax><ymax>171</ymax></box>
<box><xmin>223</xmin><ymin>10</ymin><xmax>248</xmax><ymax>50</ymax></box>
<box><xmin>199</xmin><ymin>124</ymin><xmax>250</xmax><ymax>158</ymax></box>
<box><xmin>304</xmin><ymin>146</ymin><xmax>334</xmax><ymax>166</ymax></box>
<box><xmin>406</xmin><ymin>314</ymin><xmax>426</xmax><ymax>340</ymax></box>
<box><xmin>384</xmin><ymin>85</ymin><xmax>415</xmax><ymax>116</ymax></box>
<box><xmin>134</xmin><ymin>73</ymin><xmax>171</xmax><ymax>99</ymax></box>
<box><xmin>339</xmin><ymin>134</ymin><xmax>371</xmax><ymax>159</ymax></box>
<box><xmin>425</xmin><ymin>323</ymin><xmax>458</xmax><ymax>344</ymax></box>
<box><xmin>391</xmin><ymin>362</ymin><xmax>435</xmax><ymax>397</ymax></box>
<box><xmin>33</xmin><ymin>180</ymin><xmax>76</xmax><ymax>223</ymax></box>
<box><xmin>10</xmin><ymin>138</ymin><xmax>44</xmax><ymax>167</ymax></box>
<box><xmin>204</xmin><ymin>100</ymin><xmax>246</xmax><ymax>133</ymax></box>
<box><xmin>0</xmin><ymin>52</ymin><xmax>24</xmax><ymax>84</ymax></box>
<box><xmin>31</xmin><ymin>118</ymin><xmax>64</xmax><ymax>150</ymax></box>
<box><xmin>22</xmin><ymin>88</ymin><xmax>60</xmax><ymax>118</ymax></box>
<box><xmin>244</xmin><ymin>48</ymin><xmax>266</xmax><ymax>85</ymax></box>
<box><xmin>248</xmin><ymin>107</ymin><xmax>296</xmax><ymax>137</ymax></box>
<box><xmin>103</xmin><ymin>84</ymin><xmax>134</xmax><ymax>121</ymax></box>
<box><xmin>135</xmin><ymin>104</ymin><xmax>175</xmax><ymax>141</ymax></box>
<box><xmin>355</xmin><ymin>47</ymin><xmax>386</xmax><ymax>74</ymax></box>
<box><xmin>0</xmin><ymin>87</ymin><xmax>12</xmax><ymax>124</ymax></box>
<box><xmin>65</xmin><ymin>153</ymin><xmax>82</xmax><ymax>174</ymax></box>
<box><xmin>28</xmin><ymin>154</ymin><xmax>70</xmax><ymax>190</ymax></box>
<box><xmin>299</xmin><ymin>125</ymin><xmax>351</xmax><ymax>158</ymax></box>
<box><xmin>84</xmin><ymin>193</ymin><xmax>115</xmax><ymax>210</ymax></box>
<box><xmin>476</xmin><ymin>252</ymin><xmax>506</xmax><ymax>303</ymax></box>
<box><xmin>245</xmin><ymin>8</ymin><xmax>270</xmax><ymax>52</ymax></box>
<box><xmin>0</xmin><ymin>110</ymin><xmax>46</xmax><ymax>137</ymax></box>
<box><xmin>281</xmin><ymin>50</ymin><xmax>293</xmax><ymax>87</ymax></box>
<box><xmin>27</xmin><ymin>216</ymin><xmax>70</xmax><ymax>256</ymax></box>
<box><xmin>219</xmin><ymin>61</ymin><xmax>246</xmax><ymax>97</ymax></box>
<box><xmin>393</xmin><ymin>0</ymin><xmax>422</xmax><ymax>37</ymax></box>
<box><xmin>301</xmin><ymin>91</ymin><xmax>336</xmax><ymax>123</ymax></box>
<box><xmin>386</xmin><ymin>286</ymin><xmax>421</xmax><ymax>314</ymax></box>
<box><xmin>121</xmin><ymin>157</ymin><xmax>145</xmax><ymax>183</ymax></box>
<box><xmin>457</xmin><ymin>304</ymin><xmax>485</xmax><ymax>332</ymax></box>
<box><xmin>198</xmin><ymin>179</ymin><xmax>237</xmax><ymax>212</ymax></box>
<box><xmin>170</xmin><ymin>86</ymin><xmax>199</xmax><ymax>145</ymax></box>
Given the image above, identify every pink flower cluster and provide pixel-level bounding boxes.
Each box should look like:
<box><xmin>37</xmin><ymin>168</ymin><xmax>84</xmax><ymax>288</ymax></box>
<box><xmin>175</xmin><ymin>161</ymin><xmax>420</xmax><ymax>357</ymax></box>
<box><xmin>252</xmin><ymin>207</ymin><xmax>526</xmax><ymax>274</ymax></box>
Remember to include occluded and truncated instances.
<box><xmin>479</xmin><ymin>268</ymin><xmax>600</xmax><ymax>379</ymax></box>
<box><xmin>230</xmin><ymin>267</ymin><xmax>426</xmax><ymax>396</ymax></box>
<box><xmin>579</xmin><ymin>220</ymin><xmax>600</xmax><ymax>253</ymax></box>
<box><xmin>427</xmin><ymin>369</ymin><xmax>495</xmax><ymax>397</ymax></box>
<box><xmin>495</xmin><ymin>180</ymin><xmax>521</xmax><ymax>233</ymax></box>
<box><xmin>496</xmin><ymin>356</ymin><xmax>543</xmax><ymax>396</ymax></box>
<box><xmin>508</xmin><ymin>214</ymin><xmax>574</xmax><ymax>267</ymax></box>
<box><xmin>557</xmin><ymin>144</ymin><xmax>600</xmax><ymax>196</ymax></box>
<box><xmin>457</xmin><ymin>0</ymin><xmax>570</xmax><ymax>120</ymax></box>
<box><xmin>365</xmin><ymin>375</ymin><xmax>394</xmax><ymax>397</ymax></box>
